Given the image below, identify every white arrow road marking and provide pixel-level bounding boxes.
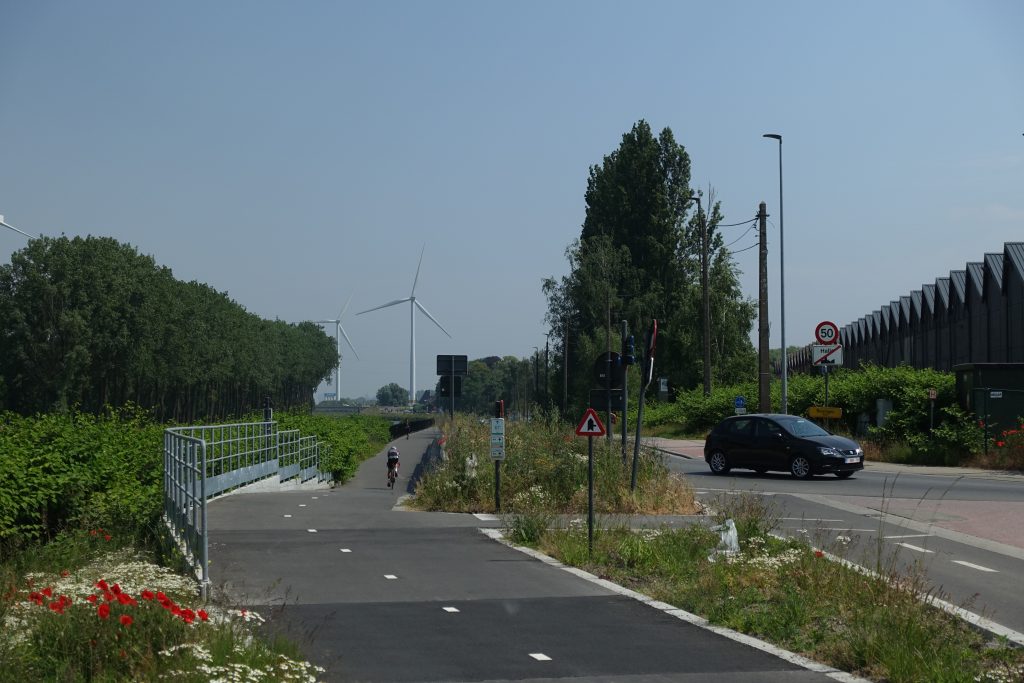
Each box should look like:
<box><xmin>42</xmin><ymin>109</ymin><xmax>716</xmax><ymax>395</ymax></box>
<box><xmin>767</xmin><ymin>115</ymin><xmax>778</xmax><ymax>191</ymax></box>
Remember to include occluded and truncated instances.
<box><xmin>952</xmin><ymin>560</ymin><xmax>998</xmax><ymax>573</ymax></box>
<box><xmin>529</xmin><ymin>653</ymin><xmax>552</xmax><ymax>661</ymax></box>
<box><xmin>897</xmin><ymin>542</ymin><xmax>934</xmax><ymax>554</ymax></box>
<box><xmin>442</xmin><ymin>607</ymin><xmax>460</xmax><ymax>613</ymax></box>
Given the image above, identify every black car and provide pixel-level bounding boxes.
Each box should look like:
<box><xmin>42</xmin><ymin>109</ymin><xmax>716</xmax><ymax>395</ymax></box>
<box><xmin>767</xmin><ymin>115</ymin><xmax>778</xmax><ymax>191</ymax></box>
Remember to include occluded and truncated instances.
<box><xmin>703</xmin><ymin>413</ymin><xmax>864</xmax><ymax>479</ymax></box>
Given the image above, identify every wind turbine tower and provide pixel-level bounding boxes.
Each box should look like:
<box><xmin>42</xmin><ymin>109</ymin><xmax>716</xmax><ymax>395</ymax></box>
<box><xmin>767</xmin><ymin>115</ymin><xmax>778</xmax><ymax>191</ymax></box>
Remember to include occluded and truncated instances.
<box><xmin>357</xmin><ymin>246</ymin><xmax>451</xmax><ymax>405</ymax></box>
<box><xmin>316</xmin><ymin>294</ymin><xmax>359</xmax><ymax>400</ymax></box>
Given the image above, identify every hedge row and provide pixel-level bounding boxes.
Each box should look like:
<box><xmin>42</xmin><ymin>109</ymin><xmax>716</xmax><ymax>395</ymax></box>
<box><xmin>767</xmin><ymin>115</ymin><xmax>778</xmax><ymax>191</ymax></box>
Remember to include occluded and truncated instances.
<box><xmin>639</xmin><ymin>365</ymin><xmax>983</xmax><ymax>465</ymax></box>
<box><xmin>0</xmin><ymin>409</ymin><xmax>393</xmax><ymax>548</ymax></box>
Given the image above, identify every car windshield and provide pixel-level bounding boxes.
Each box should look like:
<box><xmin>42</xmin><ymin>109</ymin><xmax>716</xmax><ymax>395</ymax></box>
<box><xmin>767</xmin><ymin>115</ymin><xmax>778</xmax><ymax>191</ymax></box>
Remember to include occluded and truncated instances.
<box><xmin>779</xmin><ymin>418</ymin><xmax>830</xmax><ymax>437</ymax></box>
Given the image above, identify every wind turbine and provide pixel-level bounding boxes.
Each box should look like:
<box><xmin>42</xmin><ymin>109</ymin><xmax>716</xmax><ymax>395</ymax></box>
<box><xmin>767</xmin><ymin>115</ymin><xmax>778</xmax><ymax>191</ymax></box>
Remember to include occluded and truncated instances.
<box><xmin>357</xmin><ymin>245</ymin><xmax>451</xmax><ymax>405</ymax></box>
<box><xmin>315</xmin><ymin>294</ymin><xmax>359</xmax><ymax>401</ymax></box>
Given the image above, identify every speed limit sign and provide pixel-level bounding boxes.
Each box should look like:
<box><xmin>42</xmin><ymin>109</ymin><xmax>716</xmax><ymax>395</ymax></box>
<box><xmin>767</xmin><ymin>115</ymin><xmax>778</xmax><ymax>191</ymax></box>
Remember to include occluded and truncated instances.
<box><xmin>815</xmin><ymin>321</ymin><xmax>839</xmax><ymax>345</ymax></box>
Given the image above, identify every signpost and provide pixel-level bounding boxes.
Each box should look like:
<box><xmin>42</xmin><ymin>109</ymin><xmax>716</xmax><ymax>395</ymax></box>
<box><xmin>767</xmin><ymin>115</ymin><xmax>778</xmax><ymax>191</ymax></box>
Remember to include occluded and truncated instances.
<box><xmin>928</xmin><ymin>387</ymin><xmax>937</xmax><ymax>432</ymax></box>
<box><xmin>630</xmin><ymin>319</ymin><xmax>657</xmax><ymax>491</ymax></box>
<box><xmin>734</xmin><ymin>395</ymin><xmax>747</xmax><ymax>415</ymax></box>
<box><xmin>575</xmin><ymin>407</ymin><xmax>606</xmax><ymax>556</ymax></box>
<box><xmin>436</xmin><ymin>354</ymin><xmax>469</xmax><ymax>419</ymax></box>
<box><xmin>491</xmin><ymin>407</ymin><xmax>505</xmax><ymax>511</ymax></box>
<box><xmin>812</xmin><ymin>322</ymin><xmax>842</xmax><ymax>422</ymax></box>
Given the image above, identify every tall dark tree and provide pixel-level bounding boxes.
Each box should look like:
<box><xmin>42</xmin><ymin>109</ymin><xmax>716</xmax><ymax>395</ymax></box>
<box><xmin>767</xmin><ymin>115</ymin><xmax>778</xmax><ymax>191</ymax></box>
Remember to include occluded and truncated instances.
<box><xmin>544</xmin><ymin>120</ymin><xmax>756</xmax><ymax>413</ymax></box>
<box><xmin>375</xmin><ymin>383</ymin><xmax>409</xmax><ymax>407</ymax></box>
<box><xmin>0</xmin><ymin>235</ymin><xmax>337</xmax><ymax>421</ymax></box>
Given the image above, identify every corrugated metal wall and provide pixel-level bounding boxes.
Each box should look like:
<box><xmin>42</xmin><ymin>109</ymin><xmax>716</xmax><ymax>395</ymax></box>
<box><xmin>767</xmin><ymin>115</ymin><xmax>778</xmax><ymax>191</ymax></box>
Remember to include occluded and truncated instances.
<box><xmin>785</xmin><ymin>242</ymin><xmax>1024</xmax><ymax>374</ymax></box>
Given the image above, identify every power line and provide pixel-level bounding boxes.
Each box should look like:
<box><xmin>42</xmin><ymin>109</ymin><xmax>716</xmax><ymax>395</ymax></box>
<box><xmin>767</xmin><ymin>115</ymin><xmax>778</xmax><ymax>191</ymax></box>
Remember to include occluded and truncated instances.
<box><xmin>728</xmin><ymin>242</ymin><xmax>759</xmax><ymax>255</ymax></box>
<box><xmin>725</xmin><ymin>224</ymin><xmax>756</xmax><ymax>248</ymax></box>
<box><xmin>716</xmin><ymin>217</ymin><xmax>758</xmax><ymax>228</ymax></box>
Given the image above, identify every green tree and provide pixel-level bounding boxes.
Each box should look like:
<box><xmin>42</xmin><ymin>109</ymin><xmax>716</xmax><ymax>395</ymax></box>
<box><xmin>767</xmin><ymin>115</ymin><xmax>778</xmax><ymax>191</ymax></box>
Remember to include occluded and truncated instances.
<box><xmin>543</xmin><ymin>120</ymin><xmax>756</xmax><ymax>413</ymax></box>
<box><xmin>376</xmin><ymin>383</ymin><xmax>409</xmax><ymax>406</ymax></box>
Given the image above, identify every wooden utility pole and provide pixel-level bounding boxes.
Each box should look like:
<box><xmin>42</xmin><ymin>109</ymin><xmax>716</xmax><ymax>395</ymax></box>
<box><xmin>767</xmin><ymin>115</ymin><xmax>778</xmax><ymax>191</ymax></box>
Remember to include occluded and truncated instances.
<box><xmin>758</xmin><ymin>202</ymin><xmax>771</xmax><ymax>412</ymax></box>
<box><xmin>698</xmin><ymin>197</ymin><xmax>711</xmax><ymax>396</ymax></box>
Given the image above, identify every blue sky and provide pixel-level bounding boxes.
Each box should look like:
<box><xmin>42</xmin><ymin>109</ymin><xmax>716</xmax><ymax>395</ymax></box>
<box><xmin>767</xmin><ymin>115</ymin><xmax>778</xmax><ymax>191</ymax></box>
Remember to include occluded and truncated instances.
<box><xmin>2</xmin><ymin>1</ymin><xmax>1022</xmax><ymax>400</ymax></box>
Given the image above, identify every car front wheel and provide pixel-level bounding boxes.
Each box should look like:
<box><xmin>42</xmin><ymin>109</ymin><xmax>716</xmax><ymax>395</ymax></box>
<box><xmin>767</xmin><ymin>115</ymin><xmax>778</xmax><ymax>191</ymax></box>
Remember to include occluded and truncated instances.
<box><xmin>790</xmin><ymin>455</ymin><xmax>813</xmax><ymax>480</ymax></box>
<box><xmin>708</xmin><ymin>451</ymin><xmax>731</xmax><ymax>475</ymax></box>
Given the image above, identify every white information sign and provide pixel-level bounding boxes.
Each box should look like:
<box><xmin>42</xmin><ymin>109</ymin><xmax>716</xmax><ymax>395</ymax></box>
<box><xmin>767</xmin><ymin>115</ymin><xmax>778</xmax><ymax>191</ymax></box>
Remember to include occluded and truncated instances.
<box><xmin>490</xmin><ymin>418</ymin><xmax>505</xmax><ymax>435</ymax></box>
<box><xmin>811</xmin><ymin>344</ymin><xmax>843</xmax><ymax>366</ymax></box>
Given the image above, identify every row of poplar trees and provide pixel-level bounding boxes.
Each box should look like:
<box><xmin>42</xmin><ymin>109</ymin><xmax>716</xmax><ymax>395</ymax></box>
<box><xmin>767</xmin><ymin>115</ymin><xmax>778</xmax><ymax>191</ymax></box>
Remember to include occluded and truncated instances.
<box><xmin>544</xmin><ymin>120</ymin><xmax>757</xmax><ymax>413</ymax></box>
<box><xmin>0</xmin><ymin>235</ymin><xmax>336</xmax><ymax>422</ymax></box>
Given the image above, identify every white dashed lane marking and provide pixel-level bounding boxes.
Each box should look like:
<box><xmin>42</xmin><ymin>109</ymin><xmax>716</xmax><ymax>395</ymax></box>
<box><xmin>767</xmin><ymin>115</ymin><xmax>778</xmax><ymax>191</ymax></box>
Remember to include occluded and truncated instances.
<box><xmin>529</xmin><ymin>653</ymin><xmax>552</xmax><ymax>661</ymax></box>
<box><xmin>307</xmin><ymin>529</ymin><xmax>318</xmax><ymax>533</ymax></box>
<box><xmin>340</xmin><ymin>548</ymin><xmax>351</xmax><ymax>553</ymax></box>
<box><xmin>952</xmin><ymin>560</ymin><xmax>998</xmax><ymax>573</ymax></box>
<box><xmin>442</xmin><ymin>607</ymin><xmax>460</xmax><ymax>613</ymax></box>
<box><xmin>283</xmin><ymin>514</ymin><xmax>292</xmax><ymax>518</ymax></box>
<box><xmin>384</xmin><ymin>575</ymin><xmax>398</xmax><ymax>580</ymax></box>
<box><xmin>884</xmin><ymin>534</ymin><xmax>931</xmax><ymax>539</ymax></box>
<box><xmin>897</xmin><ymin>542</ymin><xmax>934</xmax><ymax>554</ymax></box>
<box><xmin>299</xmin><ymin>504</ymin><xmax>307</xmax><ymax>507</ymax></box>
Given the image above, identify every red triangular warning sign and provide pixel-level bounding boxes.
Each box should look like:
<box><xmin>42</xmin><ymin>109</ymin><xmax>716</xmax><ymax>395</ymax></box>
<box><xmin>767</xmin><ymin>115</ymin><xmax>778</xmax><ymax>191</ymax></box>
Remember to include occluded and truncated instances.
<box><xmin>575</xmin><ymin>407</ymin><xmax>606</xmax><ymax>437</ymax></box>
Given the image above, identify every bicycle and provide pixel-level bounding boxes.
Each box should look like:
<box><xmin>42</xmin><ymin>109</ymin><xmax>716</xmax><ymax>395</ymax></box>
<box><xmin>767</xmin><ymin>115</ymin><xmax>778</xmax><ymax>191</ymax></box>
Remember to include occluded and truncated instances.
<box><xmin>387</xmin><ymin>462</ymin><xmax>399</xmax><ymax>489</ymax></box>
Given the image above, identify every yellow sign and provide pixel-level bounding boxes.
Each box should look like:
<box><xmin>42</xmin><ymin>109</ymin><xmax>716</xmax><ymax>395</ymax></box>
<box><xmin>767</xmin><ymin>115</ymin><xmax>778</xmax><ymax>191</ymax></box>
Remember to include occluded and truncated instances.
<box><xmin>808</xmin><ymin>406</ymin><xmax>842</xmax><ymax>419</ymax></box>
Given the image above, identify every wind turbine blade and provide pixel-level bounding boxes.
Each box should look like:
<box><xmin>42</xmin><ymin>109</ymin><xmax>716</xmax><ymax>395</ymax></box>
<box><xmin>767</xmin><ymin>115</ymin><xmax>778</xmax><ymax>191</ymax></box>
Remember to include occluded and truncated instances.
<box><xmin>356</xmin><ymin>298</ymin><xmax>411</xmax><ymax>315</ymax></box>
<box><xmin>410</xmin><ymin>244</ymin><xmax>426</xmax><ymax>295</ymax></box>
<box><xmin>415</xmin><ymin>300</ymin><xmax>452</xmax><ymax>338</ymax></box>
<box><xmin>337</xmin><ymin>292</ymin><xmax>355</xmax><ymax>320</ymax></box>
<box><xmin>338</xmin><ymin>325</ymin><xmax>360</xmax><ymax>360</ymax></box>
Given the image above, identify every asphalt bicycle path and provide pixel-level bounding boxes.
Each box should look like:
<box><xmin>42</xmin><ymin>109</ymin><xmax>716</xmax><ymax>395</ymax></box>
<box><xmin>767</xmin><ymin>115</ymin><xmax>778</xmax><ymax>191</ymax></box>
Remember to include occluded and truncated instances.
<box><xmin>206</xmin><ymin>428</ymin><xmax>858</xmax><ymax>683</ymax></box>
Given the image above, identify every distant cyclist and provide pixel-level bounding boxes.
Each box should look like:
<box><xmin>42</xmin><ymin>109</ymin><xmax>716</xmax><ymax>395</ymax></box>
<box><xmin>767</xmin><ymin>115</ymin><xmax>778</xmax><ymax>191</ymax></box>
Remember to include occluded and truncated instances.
<box><xmin>386</xmin><ymin>446</ymin><xmax>400</xmax><ymax>487</ymax></box>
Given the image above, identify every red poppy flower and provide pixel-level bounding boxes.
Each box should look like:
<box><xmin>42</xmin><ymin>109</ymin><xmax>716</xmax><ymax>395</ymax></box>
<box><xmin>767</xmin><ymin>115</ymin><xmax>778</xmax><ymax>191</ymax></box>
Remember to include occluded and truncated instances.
<box><xmin>103</xmin><ymin>592</ymin><xmax>114</xmax><ymax>602</ymax></box>
<box><xmin>814</xmin><ymin>550</ymin><xmax>824</xmax><ymax>558</ymax></box>
<box><xmin>90</xmin><ymin>530</ymin><xmax>98</xmax><ymax>536</ymax></box>
<box><xmin>61</xmin><ymin>570</ymin><xmax>70</xmax><ymax>577</ymax></box>
<box><xmin>156</xmin><ymin>591</ymin><xmax>167</xmax><ymax>602</ymax></box>
<box><xmin>97</xmin><ymin>603</ymin><xmax>111</xmax><ymax>619</ymax></box>
<box><xmin>996</xmin><ymin>441</ymin><xmax>1006</xmax><ymax>447</ymax></box>
<box><xmin>48</xmin><ymin>601</ymin><xmax>64</xmax><ymax>614</ymax></box>
<box><xmin>198</xmin><ymin>609</ymin><xmax>209</xmax><ymax>622</ymax></box>
<box><xmin>119</xmin><ymin>614</ymin><xmax>133</xmax><ymax>627</ymax></box>
<box><xmin>41</xmin><ymin>587</ymin><xmax>53</xmax><ymax>598</ymax></box>
<box><xmin>141</xmin><ymin>590</ymin><xmax>155</xmax><ymax>601</ymax></box>
<box><xmin>104</xmin><ymin>535</ymin><xmax>112</xmax><ymax>542</ymax></box>
<box><xmin>117</xmin><ymin>593</ymin><xmax>133</xmax><ymax>605</ymax></box>
<box><xmin>111</xmin><ymin>583</ymin><xmax>122</xmax><ymax>595</ymax></box>
<box><xmin>87</xmin><ymin>594</ymin><xmax>98</xmax><ymax>604</ymax></box>
<box><xmin>96</xmin><ymin>579</ymin><xmax>109</xmax><ymax>591</ymax></box>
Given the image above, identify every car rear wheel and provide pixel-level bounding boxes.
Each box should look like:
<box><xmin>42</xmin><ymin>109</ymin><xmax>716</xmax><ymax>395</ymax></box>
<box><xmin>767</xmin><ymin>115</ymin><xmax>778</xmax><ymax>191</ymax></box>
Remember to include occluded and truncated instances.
<box><xmin>708</xmin><ymin>451</ymin><xmax>731</xmax><ymax>475</ymax></box>
<box><xmin>790</xmin><ymin>456</ymin><xmax>813</xmax><ymax>480</ymax></box>
<box><xmin>835</xmin><ymin>471</ymin><xmax>854</xmax><ymax>479</ymax></box>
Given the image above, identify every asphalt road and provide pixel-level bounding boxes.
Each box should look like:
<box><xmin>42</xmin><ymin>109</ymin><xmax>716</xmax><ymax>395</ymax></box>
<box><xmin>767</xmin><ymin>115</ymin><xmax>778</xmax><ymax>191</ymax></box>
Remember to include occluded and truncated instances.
<box><xmin>206</xmin><ymin>429</ymin><xmax>853</xmax><ymax>683</ymax></box>
<box><xmin>654</xmin><ymin>438</ymin><xmax>1024</xmax><ymax>637</ymax></box>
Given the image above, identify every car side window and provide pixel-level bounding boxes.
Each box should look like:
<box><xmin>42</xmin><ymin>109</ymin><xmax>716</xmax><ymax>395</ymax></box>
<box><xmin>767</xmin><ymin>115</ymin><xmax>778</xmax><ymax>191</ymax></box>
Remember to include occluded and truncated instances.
<box><xmin>756</xmin><ymin>420</ymin><xmax>783</xmax><ymax>438</ymax></box>
<box><xmin>728</xmin><ymin>418</ymin><xmax>754</xmax><ymax>436</ymax></box>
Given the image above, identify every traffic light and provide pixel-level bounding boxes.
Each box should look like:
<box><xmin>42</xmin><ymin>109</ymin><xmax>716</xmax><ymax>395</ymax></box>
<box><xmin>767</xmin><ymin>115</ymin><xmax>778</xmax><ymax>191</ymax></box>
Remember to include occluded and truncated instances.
<box><xmin>494</xmin><ymin>400</ymin><xmax>504</xmax><ymax>418</ymax></box>
<box><xmin>624</xmin><ymin>335</ymin><xmax>636</xmax><ymax>365</ymax></box>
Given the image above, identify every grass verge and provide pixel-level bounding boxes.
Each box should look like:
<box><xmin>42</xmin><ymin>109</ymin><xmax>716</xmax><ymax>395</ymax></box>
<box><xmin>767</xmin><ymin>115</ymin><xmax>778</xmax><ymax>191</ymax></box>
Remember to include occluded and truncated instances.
<box><xmin>531</xmin><ymin>491</ymin><xmax>1024</xmax><ymax>683</ymax></box>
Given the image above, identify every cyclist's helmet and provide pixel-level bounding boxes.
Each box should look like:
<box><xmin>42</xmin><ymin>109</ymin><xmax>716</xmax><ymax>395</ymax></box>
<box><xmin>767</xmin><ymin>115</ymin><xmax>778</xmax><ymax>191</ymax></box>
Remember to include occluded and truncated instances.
<box><xmin>387</xmin><ymin>446</ymin><xmax>399</xmax><ymax>457</ymax></box>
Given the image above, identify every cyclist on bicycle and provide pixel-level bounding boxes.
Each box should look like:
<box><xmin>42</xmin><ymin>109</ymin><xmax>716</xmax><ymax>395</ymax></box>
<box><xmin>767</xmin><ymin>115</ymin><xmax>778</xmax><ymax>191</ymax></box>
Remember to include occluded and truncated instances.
<box><xmin>386</xmin><ymin>446</ymin><xmax>400</xmax><ymax>486</ymax></box>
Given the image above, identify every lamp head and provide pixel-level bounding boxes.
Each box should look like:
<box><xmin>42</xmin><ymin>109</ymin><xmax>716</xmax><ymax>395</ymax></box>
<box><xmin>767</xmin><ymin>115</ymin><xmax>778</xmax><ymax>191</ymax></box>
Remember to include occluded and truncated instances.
<box><xmin>763</xmin><ymin>133</ymin><xmax>782</xmax><ymax>141</ymax></box>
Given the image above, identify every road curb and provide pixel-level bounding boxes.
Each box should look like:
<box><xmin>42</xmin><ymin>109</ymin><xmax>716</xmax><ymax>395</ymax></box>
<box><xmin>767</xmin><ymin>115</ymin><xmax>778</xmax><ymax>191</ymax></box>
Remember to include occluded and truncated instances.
<box><xmin>479</xmin><ymin>527</ymin><xmax>873</xmax><ymax>683</ymax></box>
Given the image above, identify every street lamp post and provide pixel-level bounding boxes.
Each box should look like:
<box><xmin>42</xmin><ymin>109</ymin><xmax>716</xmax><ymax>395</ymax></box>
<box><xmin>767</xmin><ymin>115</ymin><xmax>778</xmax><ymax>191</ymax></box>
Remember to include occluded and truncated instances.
<box><xmin>762</xmin><ymin>133</ymin><xmax>787</xmax><ymax>414</ymax></box>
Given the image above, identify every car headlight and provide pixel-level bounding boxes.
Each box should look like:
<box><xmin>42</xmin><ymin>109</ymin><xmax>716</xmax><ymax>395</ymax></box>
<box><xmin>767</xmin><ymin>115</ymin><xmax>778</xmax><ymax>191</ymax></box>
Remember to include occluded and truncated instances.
<box><xmin>817</xmin><ymin>447</ymin><xmax>840</xmax><ymax>457</ymax></box>
<box><xmin>855</xmin><ymin>448</ymin><xmax>863</xmax><ymax>456</ymax></box>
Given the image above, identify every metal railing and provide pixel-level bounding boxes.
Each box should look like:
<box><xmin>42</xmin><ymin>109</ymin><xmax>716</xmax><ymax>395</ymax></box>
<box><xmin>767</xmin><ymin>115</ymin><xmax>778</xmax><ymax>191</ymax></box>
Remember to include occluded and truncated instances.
<box><xmin>163</xmin><ymin>420</ymin><xmax>329</xmax><ymax>598</ymax></box>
